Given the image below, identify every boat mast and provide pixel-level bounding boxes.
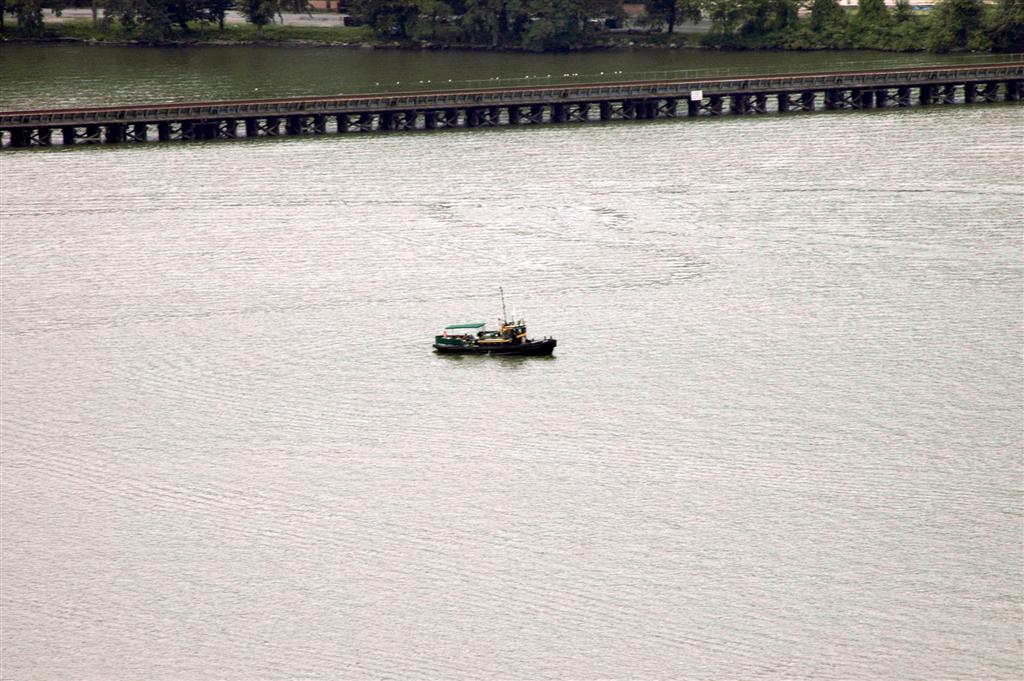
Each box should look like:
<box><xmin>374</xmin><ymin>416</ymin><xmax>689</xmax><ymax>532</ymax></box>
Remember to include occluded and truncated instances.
<box><xmin>499</xmin><ymin>287</ymin><xmax>508</xmax><ymax>324</ymax></box>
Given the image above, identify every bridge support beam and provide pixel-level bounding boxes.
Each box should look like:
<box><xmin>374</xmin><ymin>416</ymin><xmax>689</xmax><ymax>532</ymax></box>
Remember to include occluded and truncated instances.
<box><xmin>1006</xmin><ymin>80</ymin><xmax>1021</xmax><ymax>101</ymax></box>
<box><xmin>10</xmin><ymin>129</ymin><xmax>30</xmax><ymax>147</ymax></box>
<box><xmin>82</xmin><ymin>125</ymin><xmax>101</xmax><ymax>143</ymax></box>
<box><xmin>130</xmin><ymin>122</ymin><xmax>148</xmax><ymax>142</ymax></box>
<box><xmin>104</xmin><ymin>123</ymin><xmax>125</xmax><ymax>144</ymax></box>
<box><xmin>61</xmin><ymin>126</ymin><xmax>77</xmax><ymax>145</ymax></box>
<box><xmin>851</xmin><ymin>89</ymin><xmax>873</xmax><ymax>109</ymax></box>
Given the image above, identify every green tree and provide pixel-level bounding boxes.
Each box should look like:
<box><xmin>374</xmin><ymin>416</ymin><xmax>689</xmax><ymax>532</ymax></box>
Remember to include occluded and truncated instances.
<box><xmin>166</xmin><ymin>0</ymin><xmax>202</xmax><ymax>30</ymax></box>
<box><xmin>856</xmin><ymin>0</ymin><xmax>889</xmax><ymax>24</ymax></box>
<box><xmin>202</xmin><ymin>0</ymin><xmax>233</xmax><ymax>29</ymax></box>
<box><xmin>987</xmin><ymin>0</ymin><xmax>1024</xmax><ymax>50</ymax></box>
<box><xmin>520</xmin><ymin>0</ymin><xmax>581</xmax><ymax>49</ymax></box>
<box><xmin>7</xmin><ymin>0</ymin><xmax>47</xmax><ymax>33</ymax></box>
<box><xmin>809</xmin><ymin>0</ymin><xmax>844</xmax><ymax>30</ymax></box>
<box><xmin>412</xmin><ymin>0</ymin><xmax>453</xmax><ymax>39</ymax></box>
<box><xmin>105</xmin><ymin>0</ymin><xmax>189</xmax><ymax>38</ymax></box>
<box><xmin>892</xmin><ymin>0</ymin><xmax>913</xmax><ymax>21</ymax></box>
<box><xmin>928</xmin><ymin>0</ymin><xmax>986</xmax><ymax>49</ymax></box>
<box><xmin>241</xmin><ymin>0</ymin><xmax>277</xmax><ymax>34</ymax></box>
<box><xmin>351</xmin><ymin>0</ymin><xmax>420</xmax><ymax>38</ymax></box>
<box><xmin>647</xmin><ymin>0</ymin><xmax>702</xmax><ymax>33</ymax></box>
<box><xmin>702</xmin><ymin>0</ymin><xmax>743</xmax><ymax>37</ymax></box>
<box><xmin>850</xmin><ymin>0</ymin><xmax>892</xmax><ymax>47</ymax></box>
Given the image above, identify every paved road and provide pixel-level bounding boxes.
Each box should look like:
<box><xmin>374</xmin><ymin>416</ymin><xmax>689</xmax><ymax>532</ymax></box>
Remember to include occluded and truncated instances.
<box><xmin>39</xmin><ymin>8</ymin><xmax>712</xmax><ymax>32</ymax></box>
<box><xmin>41</xmin><ymin>8</ymin><xmax>351</xmax><ymax>26</ymax></box>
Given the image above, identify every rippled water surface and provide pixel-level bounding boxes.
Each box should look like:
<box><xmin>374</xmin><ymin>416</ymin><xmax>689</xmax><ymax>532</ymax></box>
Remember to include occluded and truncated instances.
<box><xmin>2</xmin><ymin>97</ymin><xmax>1022</xmax><ymax>679</ymax></box>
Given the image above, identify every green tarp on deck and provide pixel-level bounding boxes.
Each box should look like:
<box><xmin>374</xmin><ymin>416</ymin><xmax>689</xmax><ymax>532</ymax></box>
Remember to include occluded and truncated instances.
<box><xmin>444</xmin><ymin>322</ymin><xmax>486</xmax><ymax>329</ymax></box>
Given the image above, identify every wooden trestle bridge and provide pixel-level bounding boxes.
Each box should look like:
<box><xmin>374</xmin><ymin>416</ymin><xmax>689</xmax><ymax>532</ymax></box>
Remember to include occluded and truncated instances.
<box><xmin>1</xmin><ymin>61</ymin><xmax>1021</xmax><ymax>148</ymax></box>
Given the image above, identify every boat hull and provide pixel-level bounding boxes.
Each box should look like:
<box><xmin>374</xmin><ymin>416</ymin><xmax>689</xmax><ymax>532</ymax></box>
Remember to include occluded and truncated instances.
<box><xmin>433</xmin><ymin>338</ymin><xmax>557</xmax><ymax>356</ymax></box>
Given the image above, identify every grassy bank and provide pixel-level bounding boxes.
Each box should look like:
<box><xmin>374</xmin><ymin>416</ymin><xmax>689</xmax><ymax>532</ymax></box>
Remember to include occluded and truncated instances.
<box><xmin>0</xmin><ymin>19</ymin><xmax>376</xmax><ymax>45</ymax></box>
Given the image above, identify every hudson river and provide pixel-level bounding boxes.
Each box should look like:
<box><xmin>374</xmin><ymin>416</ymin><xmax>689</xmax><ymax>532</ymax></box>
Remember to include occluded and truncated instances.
<box><xmin>1</xmin><ymin>45</ymin><xmax>1021</xmax><ymax>679</ymax></box>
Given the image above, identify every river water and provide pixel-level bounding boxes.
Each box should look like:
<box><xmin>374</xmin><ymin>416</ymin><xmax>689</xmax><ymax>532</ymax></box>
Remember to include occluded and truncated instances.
<box><xmin>1</xmin><ymin>46</ymin><xmax>1022</xmax><ymax>680</ymax></box>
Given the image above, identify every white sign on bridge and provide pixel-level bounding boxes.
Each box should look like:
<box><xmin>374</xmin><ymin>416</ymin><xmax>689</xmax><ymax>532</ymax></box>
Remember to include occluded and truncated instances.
<box><xmin>690</xmin><ymin>90</ymin><xmax>704</xmax><ymax>102</ymax></box>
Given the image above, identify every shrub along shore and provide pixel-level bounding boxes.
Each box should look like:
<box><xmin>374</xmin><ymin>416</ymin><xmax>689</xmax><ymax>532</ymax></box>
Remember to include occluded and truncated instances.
<box><xmin>1</xmin><ymin>0</ymin><xmax>1022</xmax><ymax>52</ymax></box>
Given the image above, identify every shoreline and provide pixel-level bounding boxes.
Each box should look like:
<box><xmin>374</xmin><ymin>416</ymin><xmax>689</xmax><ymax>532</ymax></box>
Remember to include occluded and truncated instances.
<box><xmin>0</xmin><ymin>31</ymin><xmax>706</xmax><ymax>52</ymax></box>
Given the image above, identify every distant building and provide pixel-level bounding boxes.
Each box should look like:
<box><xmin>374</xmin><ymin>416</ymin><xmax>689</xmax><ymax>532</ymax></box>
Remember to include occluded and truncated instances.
<box><xmin>837</xmin><ymin>0</ymin><xmax>936</xmax><ymax>9</ymax></box>
<box><xmin>307</xmin><ymin>0</ymin><xmax>349</xmax><ymax>12</ymax></box>
<box><xmin>619</xmin><ymin>3</ymin><xmax>649</xmax><ymax>27</ymax></box>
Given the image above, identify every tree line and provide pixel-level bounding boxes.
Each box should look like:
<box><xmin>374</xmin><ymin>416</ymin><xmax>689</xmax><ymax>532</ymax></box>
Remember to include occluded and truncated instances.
<box><xmin>0</xmin><ymin>0</ymin><xmax>312</xmax><ymax>36</ymax></box>
<box><xmin>2</xmin><ymin>0</ymin><xmax>1021</xmax><ymax>51</ymax></box>
<box><xmin>353</xmin><ymin>0</ymin><xmax>1022</xmax><ymax>51</ymax></box>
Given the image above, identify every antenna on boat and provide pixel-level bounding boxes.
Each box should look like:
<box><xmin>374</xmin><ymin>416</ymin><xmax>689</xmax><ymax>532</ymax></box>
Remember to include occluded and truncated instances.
<box><xmin>499</xmin><ymin>287</ymin><xmax>508</xmax><ymax>324</ymax></box>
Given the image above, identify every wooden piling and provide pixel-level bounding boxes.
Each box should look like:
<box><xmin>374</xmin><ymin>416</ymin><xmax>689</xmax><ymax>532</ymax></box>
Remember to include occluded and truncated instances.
<box><xmin>10</xmin><ymin>128</ymin><xmax>30</xmax><ymax>147</ymax></box>
<box><xmin>104</xmin><ymin>123</ymin><xmax>125</xmax><ymax>144</ymax></box>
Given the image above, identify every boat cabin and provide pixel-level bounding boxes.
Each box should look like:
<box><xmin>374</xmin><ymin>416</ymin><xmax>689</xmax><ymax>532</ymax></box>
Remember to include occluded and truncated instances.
<box><xmin>435</xmin><ymin>321</ymin><xmax>487</xmax><ymax>347</ymax></box>
<box><xmin>434</xmin><ymin>320</ymin><xmax>528</xmax><ymax>347</ymax></box>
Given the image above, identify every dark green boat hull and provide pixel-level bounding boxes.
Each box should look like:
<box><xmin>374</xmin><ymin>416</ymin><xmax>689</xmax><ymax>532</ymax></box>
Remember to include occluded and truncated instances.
<box><xmin>433</xmin><ymin>338</ymin><xmax>556</xmax><ymax>356</ymax></box>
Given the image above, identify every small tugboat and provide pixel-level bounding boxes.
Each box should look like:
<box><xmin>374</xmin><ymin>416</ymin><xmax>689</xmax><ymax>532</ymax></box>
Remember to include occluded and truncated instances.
<box><xmin>433</xmin><ymin>289</ymin><xmax>557</xmax><ymax>356</ymax></box>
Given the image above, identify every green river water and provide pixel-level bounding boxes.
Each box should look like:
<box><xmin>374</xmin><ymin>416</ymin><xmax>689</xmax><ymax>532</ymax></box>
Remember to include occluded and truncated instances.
<box><xmin>0</xmin><ymin>43</ymin><xmax>996</xmax><ymax>109</ymax></box>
